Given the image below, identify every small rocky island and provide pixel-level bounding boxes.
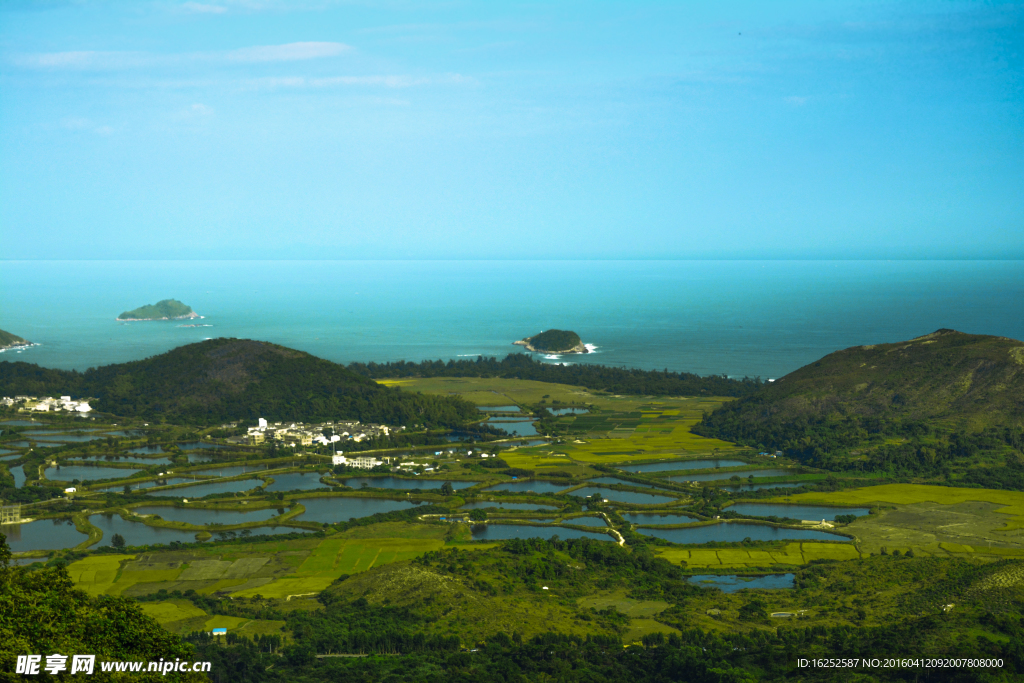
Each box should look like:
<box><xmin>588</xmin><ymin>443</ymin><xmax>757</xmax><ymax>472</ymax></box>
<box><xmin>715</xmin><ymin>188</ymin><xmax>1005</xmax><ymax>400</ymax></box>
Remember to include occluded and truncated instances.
<box><xmin>0</xmin><ymin>328</ymin><xmax>31</xmax><ymax>351</ymax></box>
<box><xmin>118</xmin><ymin>299</ymin><xmax>201</xmax><ymax>321</ymax></box>
<box><xmin>514</xmin><ymin>329</ymin><xmax>589</xmax><ymax>354</ymax></box>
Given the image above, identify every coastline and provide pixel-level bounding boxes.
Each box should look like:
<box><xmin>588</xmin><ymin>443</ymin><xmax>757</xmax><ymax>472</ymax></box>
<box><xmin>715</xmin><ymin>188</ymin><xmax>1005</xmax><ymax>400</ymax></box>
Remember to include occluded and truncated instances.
<box><xmin>0</xmin><ymin>341</ymin><xmax>37</xmax><ymax>354</ymax></box>
<box><xmin>117</xmin><ymin>313</ymin><xmax>203</xmax><ymax>322</ymax></box>
<box><xmin>513</xmin><ymin>339</ymin><xmax>589</xmax><ymax>354</ymax></box>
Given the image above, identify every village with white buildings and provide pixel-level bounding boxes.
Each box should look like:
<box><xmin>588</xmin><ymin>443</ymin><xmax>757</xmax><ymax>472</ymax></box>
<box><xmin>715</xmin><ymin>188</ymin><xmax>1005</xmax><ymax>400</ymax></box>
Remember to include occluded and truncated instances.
<box><xmin>233</xmin><ymin>417</ymin><xmax>403</xmax><ymax>449</ymax></box>
<box><xmin>1</xmin><ymin>395</ymin><xmax>92</xmax><ymax>413</ymax></box>
<box><xmin>238</xmin><ymin>417</ymin><xmax>500</xmax><ymax>472</ymax></box>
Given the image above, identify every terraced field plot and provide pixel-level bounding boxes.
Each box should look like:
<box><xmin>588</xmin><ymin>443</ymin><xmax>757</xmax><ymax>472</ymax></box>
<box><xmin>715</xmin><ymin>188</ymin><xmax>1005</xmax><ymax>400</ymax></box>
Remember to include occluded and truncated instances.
<box><xmin>66</xmin><ymin>554</ymin><xmax>132</xmax><ymax>596</ymax></box>
<box><xmin>656</xmin><ymin>542</ymin><xmax>861</xmax><ymax>567</ymax></box>
<box><xmin>140</xmin><ymin>600</ymin><xmax>207</xmax><ymax>624</ymax></box>
<box><xmin>234</xmin><ymin>537</ymin><xmax>445</xmax><ymax>598</ymax></box>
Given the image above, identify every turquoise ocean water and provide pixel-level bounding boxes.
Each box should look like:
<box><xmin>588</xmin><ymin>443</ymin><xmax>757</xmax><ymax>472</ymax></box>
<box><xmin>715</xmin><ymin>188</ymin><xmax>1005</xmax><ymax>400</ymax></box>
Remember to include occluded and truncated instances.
<box><xmin>1</xmin><ymin>260</ymin><xmax>1021</xmax><ymax>378</ymax></box>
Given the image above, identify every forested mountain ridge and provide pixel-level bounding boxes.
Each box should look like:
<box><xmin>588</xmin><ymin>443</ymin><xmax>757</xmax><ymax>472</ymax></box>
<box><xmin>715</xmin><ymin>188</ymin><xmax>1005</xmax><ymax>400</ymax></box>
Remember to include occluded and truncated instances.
<box><xmin>348</xmin><ymin>353</ymin><xmax>764</xmax><ymax>397</ymax></box>
<box><xmin>117</xmin><ymin>299</ymin><xmax>197</xmax><ymax>320</ymax></box>
<box><xmin>0</xmin><ymin>338</ymin><xmax>477</xmax><ymax>427</ymax></box>
<box><xmin>704</xmin><ymin>329</ymin><xmax>1023</xmax><ymax>427</ymax></box>
<box><xmin>693</xmin><ymin>330</ymin><xmax>1024</xmax><ymax>482</ymax></box>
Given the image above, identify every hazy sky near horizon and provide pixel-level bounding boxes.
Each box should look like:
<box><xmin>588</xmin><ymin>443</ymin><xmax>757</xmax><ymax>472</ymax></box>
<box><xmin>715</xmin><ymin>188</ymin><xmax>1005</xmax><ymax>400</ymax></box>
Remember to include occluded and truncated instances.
<box><xmin>1</xmin><ymin>1</ymin><xmax>1021</xmax><ymax>260</ymax></box>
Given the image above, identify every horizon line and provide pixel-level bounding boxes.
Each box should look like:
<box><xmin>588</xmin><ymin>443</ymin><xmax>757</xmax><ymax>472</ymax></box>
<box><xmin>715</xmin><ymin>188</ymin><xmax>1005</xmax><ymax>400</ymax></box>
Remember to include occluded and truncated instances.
<box><xmin>2</xmin><ymin>257</ymin><xmax>1023</xmax><ymax>263</ymax></box>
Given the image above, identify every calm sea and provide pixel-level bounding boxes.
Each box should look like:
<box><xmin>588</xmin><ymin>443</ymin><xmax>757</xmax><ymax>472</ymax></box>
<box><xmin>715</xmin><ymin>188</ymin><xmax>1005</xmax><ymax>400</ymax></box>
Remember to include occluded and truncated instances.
<box><xmin>1</xmin><ymin>260</ymin><xmax>1021</xmax><ymax>379</ymax></box>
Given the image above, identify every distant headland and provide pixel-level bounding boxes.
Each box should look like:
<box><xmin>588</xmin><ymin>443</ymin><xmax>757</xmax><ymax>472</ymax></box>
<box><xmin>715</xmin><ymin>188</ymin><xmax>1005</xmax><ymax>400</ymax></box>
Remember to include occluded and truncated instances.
<box><xmin>513</xmin><ymin>329</ymin><xmax>589</xmax><ymax>354</ymax></box>
<box><xmin>0</xmin><ymin>328</ymin><xmax>32</xmax><ymax>351</ymax></box>
<box><xmin>118</xmin><ymin>299</ymin><xmax>201</xmax><ymax>321</ymax></box>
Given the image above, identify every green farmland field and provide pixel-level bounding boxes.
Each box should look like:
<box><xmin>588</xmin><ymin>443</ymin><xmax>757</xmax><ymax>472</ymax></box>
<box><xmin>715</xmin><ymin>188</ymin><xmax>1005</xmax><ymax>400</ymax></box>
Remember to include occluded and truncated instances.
<box><xmin>779</xmin><ymin>484</ymin><xmax>1024</xmax><ymax>529</ymax></box>
<box><xmin>656</xmin><ymin>542</ymin><xmax>860</xmax><ymax>568</ymax></box>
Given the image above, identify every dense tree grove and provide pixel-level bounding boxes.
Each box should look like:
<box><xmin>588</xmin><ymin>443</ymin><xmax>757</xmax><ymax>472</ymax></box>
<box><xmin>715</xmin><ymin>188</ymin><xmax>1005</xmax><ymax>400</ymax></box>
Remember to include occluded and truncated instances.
<box><xmin>695</xmin><ymin>405</ymin><xmax>1024</xmax><ymax>487</ymax></box>
<box><xmin>0</xmin><ymin>536</ymin><xmax>202</xmax><ymax>682</ymax></box>
<box><xmin>348</xmin><ymin>353</ymin><xmax>764</xmax><ymax>397</ymax></box>
<box><xmin>520</xmin><ymin>329</ymin><xmax>582</xmax><ymax>352</ymax></box>
<box><xmin>0</xmin><ymin>339</ymin><xmax>479</xmax><ymax>427</ymax></box>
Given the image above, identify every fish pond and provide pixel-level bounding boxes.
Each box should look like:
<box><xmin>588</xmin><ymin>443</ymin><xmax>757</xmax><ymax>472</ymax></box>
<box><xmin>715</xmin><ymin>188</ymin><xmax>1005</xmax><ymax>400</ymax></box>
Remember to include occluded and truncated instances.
<box><xmin>343</xmin><ymin>477</ymin><xmax>479</xmax><ymax>490</ymax></box>
<box><xmin>478</xmin><ymin>405</ymin><xmax>521</xmax><ymax>412</ymax></box>
<box><xmin>129</xmin><ymin>505</ymin><xmax>284</xmax><ymax>525</ymax></box>
<box><xmin>637</xmin><ymin>523</ymin><xmax>847</xmax><ymax>544</ymax></box>
<box><xmin>569</xmin><ymin>486</ymin><xmax>678</xmax><ymax>505</ymax></box>
<box><xmin>90</xmin><ymin>514</ymin><xmax>210</xmax><ymax>546</ymax></box>
<box><xmin>46</xmin><ymin>466</ymin><xmax>141</xmax><ymax>481</ymax></box>
<box><xmin>0</xmin><ymin>453</ymin><xmax>21</xmax><ymax>462</ymax></box>
<box><xmin>483</xmin><ymin>480</ymin><xmax>567</xmax><ymax>494</ymax></box>
<box><xmin>27</xmin><ymin>434</ymin><xmax>106</xmax><ymax>443</ymax></box>
<box><xmin>2</xmin><ymin>519</ymin><xmax>87</xmax><ymax>553</ymax></box>
<box><xmin>209</xmin><ymin>526</ymin><xmax>309</xmax><ymax>539</ymax></box>
<box><xmin>147</xmin><ymin>478</ymin><xmax>262</xmax><ymax>498</ymax></box>
<box><xmin>82</xmin><ymin>455</ymin><xmax>172</xmax><ymax>465</ymax></box>
<box><xmin>262</xmin><ymin>472</ymin><xmax>330</xmax><ymax>492</ymax></box>
<box><xmin>585</xmin><ymin>476</ymin><xmax>667</xmax><ymax>490</ymax></box>
<box><xmin>186</xmin><ymin>453</ymin><xmax>218</xmax><ymax>463</ymax></box>
<box><xmin>129</xmin><ymin>446</ymin><xmax>166</xmax><ymax>454</ymax></box>
<box><xmin>0</xmin><ymin>420</ymin><xmax>44</xmax><ymax>427</ymax></box>
<box><xmin>688</xmin><ymin>574</ymin><xmax>795</xmax><ymax>592</ymax></box>
<box><xmin>460</xmin><ymin>501</ymin><xmax>558</xmax><ymax>511</ymax></box>
<box><xmin>294</xmin><ymin>496</ymin><xmax>420</xmax><ymax>523</ymax></box>
<box><xmin>620</xmin><ymin>459</ymin><xmax>748</xmax><ymax>473</ymax></box>
<box><xmin>470</xmin><ymin>524</ymin><xmax>613</xmax><ymax>542</ymax></box>
<box><xmin>485</xmin><ymin>419</ymin><xmax>539</xmax><ymax>436</ymax></box>
<box><xmin>196</xmin><ymin>465</ymin><xmax>270</xmax><ymax>478</ymax></box>
<box><xmin>99</xmin><ymin>478</ymin><xmax>199</xmax><ymax>492</ymax></box>
<box><xmin>726</xmin><ymin>503</ymin><xmax>871</xmax><ymax>521</ymax></box>
<box><xmin>12</xmin><ymin>466</ymin><xmax>26</xmax><ymax>487</ymax></box>
<box><xmin>667</xmin><ymin>469</ymin><xmax>791</xmax><ymax>483</ymax></box>
<box><xmin>622</xmin><ymin>512</ymin><xmax>697</xmax><ymax>525</ymax></box>
<box><xmin>178</xmin><ymin>442</ymin><xmax>227</xmax><ymax>450</ymax></box>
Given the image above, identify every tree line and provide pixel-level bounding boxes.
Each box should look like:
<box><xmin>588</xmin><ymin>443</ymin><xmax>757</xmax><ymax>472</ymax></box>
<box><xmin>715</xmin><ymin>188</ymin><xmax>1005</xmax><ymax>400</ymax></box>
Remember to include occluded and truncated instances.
<box><xmin>348</xmin><ymin>353</ymin><xmax>764</xmax><ymax>397</ymax></box>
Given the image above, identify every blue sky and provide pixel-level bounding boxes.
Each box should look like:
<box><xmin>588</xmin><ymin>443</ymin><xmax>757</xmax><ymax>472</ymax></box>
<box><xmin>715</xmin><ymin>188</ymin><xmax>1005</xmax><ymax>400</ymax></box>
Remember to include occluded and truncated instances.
<box><xmin>1</xmin><ymin>0</ymin><xmax>1020</xmax><ymax>260</ymax></box>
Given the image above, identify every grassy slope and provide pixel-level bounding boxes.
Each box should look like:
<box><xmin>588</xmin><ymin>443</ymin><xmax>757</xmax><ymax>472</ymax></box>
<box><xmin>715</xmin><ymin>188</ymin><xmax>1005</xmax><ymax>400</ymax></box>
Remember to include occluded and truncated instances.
<box><xmin>777</xmin><ymin>483</ymin><xmax>1024</xmax><ymax>530</ymax></box>
<box><xmin>0</xmin><ymin>338</ymin><xmax>478</xmax><ymax>426</ymax></box>
<box><xmin>0</xmin><ymin>328</ymin><xmax>28</xmax><ymax>348</ymax></box>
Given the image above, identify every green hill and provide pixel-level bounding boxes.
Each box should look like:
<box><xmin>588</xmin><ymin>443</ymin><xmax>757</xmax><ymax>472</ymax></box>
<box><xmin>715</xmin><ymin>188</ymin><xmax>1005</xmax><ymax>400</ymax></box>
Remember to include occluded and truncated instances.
<box><xmin>518</xmin><ymin>329</ymin><xmax>584</xmax><ymax>353</ymax></box>
<box><xmin>0</xmin><ymin>338</ymin><xmax>477</xmax><ymax>427</ymax></box>
<box><xmin>693</xmin><ymin>330</ymin><xmax>1024</xmax><ymax>481</ymax></box>
<box><xmin>0</xmin><ymin>329</ymin><xmax>29</xmax><ymax>349</ymax></box>
<box><xmin>118</xmin><ymin>299</ymin><xmax>197</xmax><ymax>320</ymax></box>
